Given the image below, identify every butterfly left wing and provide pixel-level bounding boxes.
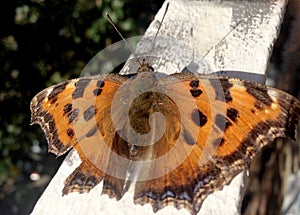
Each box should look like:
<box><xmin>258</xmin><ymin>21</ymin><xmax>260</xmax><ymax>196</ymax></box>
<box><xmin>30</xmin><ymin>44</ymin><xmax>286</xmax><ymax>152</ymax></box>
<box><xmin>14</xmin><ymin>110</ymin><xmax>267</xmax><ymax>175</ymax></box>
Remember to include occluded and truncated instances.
<box><xmin>30</xmin><ymin>74</ymin><xmax>128</xmax><ymax>195</ymax></box>
<box><xmin>132</xmin><ymin>72</ymin><xmax>300</xmax><ymax>215</ymax></box>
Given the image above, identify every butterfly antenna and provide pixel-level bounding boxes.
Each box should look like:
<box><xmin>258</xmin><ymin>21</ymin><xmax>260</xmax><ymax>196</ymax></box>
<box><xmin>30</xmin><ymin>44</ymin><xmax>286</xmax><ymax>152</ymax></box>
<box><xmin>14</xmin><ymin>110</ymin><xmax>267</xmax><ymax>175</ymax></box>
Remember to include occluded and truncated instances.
<box><xmin>199</xmin><ymin>20</ymin><xmax>242</xmax><ymax>63</ymax></box>
<box><xmin>153</xmin><ymin>2</ymin><xmax>169</xmax><ymax>45</ymax></box>
<box><xmin>105</xmin><ymin>13</ymin><xmax>142</xmax><ymax>66</ymax></box>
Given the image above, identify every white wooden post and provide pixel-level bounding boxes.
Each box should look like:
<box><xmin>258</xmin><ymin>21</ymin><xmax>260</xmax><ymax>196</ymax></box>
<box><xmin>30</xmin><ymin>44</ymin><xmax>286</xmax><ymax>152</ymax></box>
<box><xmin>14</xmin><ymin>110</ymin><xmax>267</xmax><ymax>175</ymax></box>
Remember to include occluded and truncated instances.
<box><xmin>31</xmin><ymin>0</ymin><xmax>288</xmax><ymax>214</ymax></box>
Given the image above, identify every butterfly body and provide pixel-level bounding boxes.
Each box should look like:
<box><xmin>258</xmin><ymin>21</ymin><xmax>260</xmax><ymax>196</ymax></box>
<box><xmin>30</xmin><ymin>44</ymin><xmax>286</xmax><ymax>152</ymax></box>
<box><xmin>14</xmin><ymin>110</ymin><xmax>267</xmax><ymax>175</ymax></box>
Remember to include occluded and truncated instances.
<box><xmin>30</xmin><ymin>60</ymin><xmax>300</xmax><ymax>214</ymax></box>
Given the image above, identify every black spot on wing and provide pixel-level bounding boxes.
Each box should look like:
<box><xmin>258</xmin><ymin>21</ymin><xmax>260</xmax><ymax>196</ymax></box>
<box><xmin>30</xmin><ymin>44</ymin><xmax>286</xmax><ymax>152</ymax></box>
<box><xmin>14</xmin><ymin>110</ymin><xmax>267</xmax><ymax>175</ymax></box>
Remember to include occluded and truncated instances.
<box><xmin>93</xmin><ymin>88</ymin><xmax>102</xmax><ymax>96</ymax></box>
<box><xmin>72</xmin><ymin>79</ymin><xmax>91</xmax><ymax>99</ymax></box>
<box><xmin>189</xmin><ymin>80</ymin><xmax>199</xmax><ymax>88</ymax></box>
<box><xmin>67</xmin><ymin>108</ymin><xmax>79</xmax><ymax>123</ymax></box>
<box><xmin>191</xmin><ymin>109</ymin><xmax>207</xmax><ymax>127</ymax></box>
<box><xmin>215</xmin><ymin>114</ymin><xmax>231</xmax><ymax>130</ymax></box>
<box><xmin>97</xmin><ymin>80</ymin><xmax>105</xmax><ymax>88</ymax></box>
<box><xmin>227</xmin><ymin>108</ymin><xmax>239</xmax><ymax>123</ymax></box>
<box><xmin>190</xmin><ymin>89</ymin><xmax>202</xmax><ymax>97</ymax></box>
<box><xmin>183</xmin><ymin>128</ymin><xmax>196</xmax><ymax>145</ymax></box>
<box><xmin>83</xmin><ymin>105</ymin><xmax>96</xmax><ymax>121</ymax></box>
<box><xmin>93</xmin><ymin>80</ymin><xmax>105</xmax><ymax>96</ymax></box>
<box><xmin>67</xmin><ymin>128</ymin><xmax>75</xmax><ymax>138</ymax></box>
<box><xmin>86</xmin><ymin>126</ymin><xmax>98</xmax><ymax>137</ymax></box>
<box><xmin>189</xmin><ymin>79</ymin><xmax>202</xmax><ymax>97</ymax></box>
<box><xmin>63</xmin><ymin>103</ymin><xmax>72</xmax><ymax>116</ymax></box>
<box><xmin>213</xmin><ymin>137</ymin><xmax>225</xmax><ymax>147</ymax></box>
<box><xmin>209</xmin><ymin>78</ymin><xmax>233</xmax><ymax>102</ymax></box>
<box><xmin>48</xmin><ymin>81</ymin><xmax>69</xmax><ymax>104</ymax></box>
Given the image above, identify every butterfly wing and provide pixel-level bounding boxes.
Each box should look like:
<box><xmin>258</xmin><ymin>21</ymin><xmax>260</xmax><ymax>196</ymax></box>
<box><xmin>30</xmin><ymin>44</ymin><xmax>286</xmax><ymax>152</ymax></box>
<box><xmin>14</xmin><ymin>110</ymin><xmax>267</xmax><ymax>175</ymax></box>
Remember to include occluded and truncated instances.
<box><xmin>30</xmin><ymin>73</ymin><xmax>128</xmax><ymax>195</ymax></box>
<box><xmin>132</xmin><ymin>72</ymin><xmax>300</xmax><ymax>214</ymax></box>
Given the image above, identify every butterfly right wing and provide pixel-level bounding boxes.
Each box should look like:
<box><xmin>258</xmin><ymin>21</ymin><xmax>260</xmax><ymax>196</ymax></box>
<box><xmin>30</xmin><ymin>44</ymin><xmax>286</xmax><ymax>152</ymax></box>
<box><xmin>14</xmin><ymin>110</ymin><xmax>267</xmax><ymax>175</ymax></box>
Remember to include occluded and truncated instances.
<box><xmin>132</xmin><ymin>72</ymin><xmax>300</xmax><ymax>215</ymax></box>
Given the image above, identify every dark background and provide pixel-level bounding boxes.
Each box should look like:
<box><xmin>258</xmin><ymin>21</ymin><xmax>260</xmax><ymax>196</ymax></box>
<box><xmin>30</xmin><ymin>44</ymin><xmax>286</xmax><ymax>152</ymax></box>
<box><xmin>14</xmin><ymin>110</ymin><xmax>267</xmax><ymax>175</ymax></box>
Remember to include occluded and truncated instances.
<box><xmin>0</xmin><ymin>0</ymin><xmax>163</xmax><ymax>214</ymax></box>
<box><xmin>0</xmin><ymin>0</ymin><xmax>299</xmax><ymax>215</ymax></box>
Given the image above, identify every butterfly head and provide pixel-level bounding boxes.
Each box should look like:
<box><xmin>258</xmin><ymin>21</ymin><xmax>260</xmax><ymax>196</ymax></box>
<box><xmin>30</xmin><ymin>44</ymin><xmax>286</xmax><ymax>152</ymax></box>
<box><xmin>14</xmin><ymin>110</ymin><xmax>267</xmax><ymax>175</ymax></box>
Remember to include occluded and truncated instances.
<box><xmin>137</xmin><ymin>59</ymin><xmax>154</xmax><ymax>73</ymax></box>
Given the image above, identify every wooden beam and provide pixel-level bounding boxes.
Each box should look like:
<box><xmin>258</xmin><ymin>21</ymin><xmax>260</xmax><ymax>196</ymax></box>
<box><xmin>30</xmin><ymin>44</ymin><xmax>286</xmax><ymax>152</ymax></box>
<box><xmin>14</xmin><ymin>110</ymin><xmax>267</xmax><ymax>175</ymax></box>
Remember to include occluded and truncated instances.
<box><xmin>31</xmin><ymin>0</ymin><xmax>288</xmax><ymax>214</ymax></box>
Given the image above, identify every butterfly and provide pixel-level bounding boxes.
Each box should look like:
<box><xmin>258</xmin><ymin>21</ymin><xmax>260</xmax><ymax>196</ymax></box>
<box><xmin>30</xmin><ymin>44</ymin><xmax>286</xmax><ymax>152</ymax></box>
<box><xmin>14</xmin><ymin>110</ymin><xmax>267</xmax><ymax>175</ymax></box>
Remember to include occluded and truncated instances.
<box><xmin>30</xmin><ymin>57</ymin><xmax>300</xmax><ymax>214</ymax></box>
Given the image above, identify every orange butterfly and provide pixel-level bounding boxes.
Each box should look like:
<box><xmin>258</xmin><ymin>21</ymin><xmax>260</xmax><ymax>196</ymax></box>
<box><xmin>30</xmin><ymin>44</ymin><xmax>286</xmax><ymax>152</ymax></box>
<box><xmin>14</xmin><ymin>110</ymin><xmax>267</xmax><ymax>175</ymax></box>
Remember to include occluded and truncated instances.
<box><xmin>30</xmin><ymin>58</ymin><xmax>300</xmax><ymax>215</ymax></box>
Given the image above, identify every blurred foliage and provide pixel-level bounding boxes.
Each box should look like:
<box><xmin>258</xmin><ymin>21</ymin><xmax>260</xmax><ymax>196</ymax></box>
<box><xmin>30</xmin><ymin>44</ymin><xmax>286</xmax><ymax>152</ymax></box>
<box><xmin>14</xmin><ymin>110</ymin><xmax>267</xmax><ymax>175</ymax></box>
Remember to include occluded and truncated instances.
<box><xmin>0</xmin><ymin>0</ymin><xmax>163</xmax><ymax>214</ymax></box>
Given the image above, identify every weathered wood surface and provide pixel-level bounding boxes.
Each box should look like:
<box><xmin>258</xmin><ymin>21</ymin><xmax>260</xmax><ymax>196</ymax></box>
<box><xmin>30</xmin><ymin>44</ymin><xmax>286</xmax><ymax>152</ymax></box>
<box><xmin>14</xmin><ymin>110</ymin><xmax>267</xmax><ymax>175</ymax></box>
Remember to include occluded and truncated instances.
<box><xmin>31</xmin><ymin>0</ymin><xmax>288</xmax><ymax>214</ymax></box>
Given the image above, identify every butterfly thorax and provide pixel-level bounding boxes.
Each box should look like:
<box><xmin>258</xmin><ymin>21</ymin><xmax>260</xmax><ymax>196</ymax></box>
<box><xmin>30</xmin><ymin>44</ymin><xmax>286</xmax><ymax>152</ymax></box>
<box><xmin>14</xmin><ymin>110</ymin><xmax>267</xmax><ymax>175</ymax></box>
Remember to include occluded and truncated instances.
<box><xmin>119</xmin><ymin>69</ymin><xmax>182</xmax><ymax>159</ymax></box>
